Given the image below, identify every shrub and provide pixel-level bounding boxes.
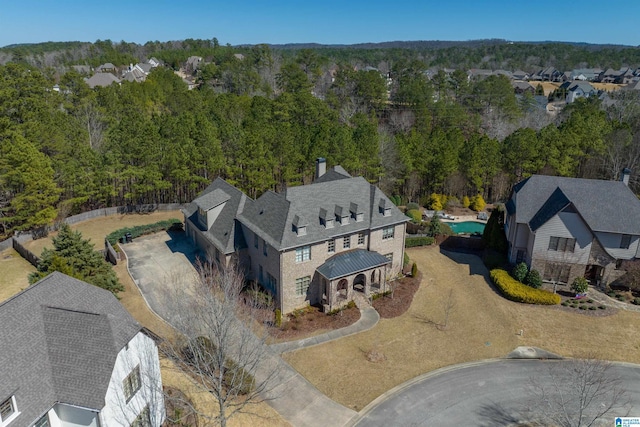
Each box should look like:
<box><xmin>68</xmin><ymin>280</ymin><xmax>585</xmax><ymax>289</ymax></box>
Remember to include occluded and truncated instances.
<box><xmin>403</xmin><ymin>252</ymin><xmax>410</xmax><ymax>266</ymax></box>
<box><xmin>405</xmin><ymin>236</ymin><xmax>435</xmax><ymax>247</ymax></box>
<box><xmin>429</xmin><ymin>193</ymin><xmax>445</xmax><ymax>211</ymax></box>
<box><xmin>579</xmin><ymin>305</ymin><xmax>587</xmax><ymax>310</ymax></box>
<box><xmin>633</xmin><ymin>297</ymin><xmax>640</xmax><ymax>306</ymax></box>
<box><xmin>106</xmin><ymin>218</ymin><xmax>183</xmax><ymax>246</ymax></box>
<box><xmin>490</xmin><ymin>269</ymin><xmax>561</xmax><ymax>305</ymax></box>
<box><xmin>482</xmin><ymin>208</ymin><xmax>508</xmax><ymax>254</ymax></box>
<box><xmin>470</xmin><ymin>195</ymin><xmax>486</xmax><ymax>212</ymax></box>
<box><xmin>588</xmin><ymin>306</ymin><xmax>596</xmax><ymax>310</ymax></box>
<box><xmin>524</xmin><ymin>269</ymin><xmax>542</xmax><ymax>289</ymax></box>
<box><xmin>462</xmin><ymin>195</ymin><xmax>471</xmax><ymax>208</ymax></box>
<box><xmin>571</xmin><ymin>277</ymin><xmax>589</xmax><ymax>294</ymax></box>
<box><xmin>391</xmin><ymin>195</ymin><xmax>402</xmax><ymax>206</ymax></box>
<box><xmin>275</xmin><ymin>309</ymin><xmax>282</xmax><ymax>327</ymax></box>
<box><xmin>406</xmin><ymin>209</ymin><xmax>422</xmax><ymax>222</ymax></box>
<box><xmin>482</xmin><ymin>251</ymin><xmax>507</xmax><ymax>270</ymax></box>
<box><xmin>346</xmin><ymin>300</ymin><xmax>357</xmax><ymax>309</ymax></box>
<box><xmin>561</xmin><ymin>301</ymin><xmax>569</xmax><ymax>306</ymax></box>
<box><xmin>411</xmin><ymin>262</ymin><xmax>418</xmax><ymax>277</ymax></box>
<box><xmin>444</xmin><ymin>196</ymin><xmax>461</xmax><ymax>209</ymax></box>
<box><xmin>598</xmin><ymin>305</ymin><xmax>606</xmax><ymax>310</ymax></box>
<box><xmin>406</xmin><ymin>202</ymin><xmax>420</xmax><ymax>211</ymax></box>
<box><xmin>512</xmin><ymin>262</ymin><xmax>529</xmax><ymax>283</ymax></box>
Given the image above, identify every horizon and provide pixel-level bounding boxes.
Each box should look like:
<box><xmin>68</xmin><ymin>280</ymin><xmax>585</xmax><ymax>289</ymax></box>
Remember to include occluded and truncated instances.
<box><xmin>1</xmin><ymin>1</ymin><xmax>639</xmax><ymax>49</ymax></box>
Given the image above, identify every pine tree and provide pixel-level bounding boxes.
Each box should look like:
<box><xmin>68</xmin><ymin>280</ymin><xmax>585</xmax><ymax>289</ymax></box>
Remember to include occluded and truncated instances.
<box><xmin>29</xmin><ymin>224</ymin><xmax>123</xmax><ymax>294</ymax></box>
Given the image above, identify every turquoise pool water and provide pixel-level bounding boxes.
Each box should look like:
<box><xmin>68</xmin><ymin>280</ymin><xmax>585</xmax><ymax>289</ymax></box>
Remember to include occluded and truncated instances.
<box><xmin>444</xmin><ymin>221</ymin><xmax>486</xmax><ymax>235</ymax></box>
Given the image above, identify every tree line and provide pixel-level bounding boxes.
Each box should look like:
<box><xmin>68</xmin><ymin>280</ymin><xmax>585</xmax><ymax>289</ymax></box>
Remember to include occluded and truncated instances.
<box><xmin>1</xmin><ymin>47</ymin><xmax>640</xmax><ymax>238</ymax></box>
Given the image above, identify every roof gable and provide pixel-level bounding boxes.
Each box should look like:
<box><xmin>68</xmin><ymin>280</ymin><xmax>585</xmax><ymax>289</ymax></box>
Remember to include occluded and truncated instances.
<box><xmin>0</xmin><ymin>273</ymin><xmax>142</xmax><ymax>426</ymax></box>
<box><xmin>512</xmin><ymin>175</ymin><xmax>640</xmax><ymax>234</ymax></box>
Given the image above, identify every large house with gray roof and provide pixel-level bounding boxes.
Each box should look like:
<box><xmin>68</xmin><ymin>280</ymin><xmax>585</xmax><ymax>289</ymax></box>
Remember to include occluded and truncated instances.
<box><xmin>0</xmin><ymin>272</ymin><xmax>165</xmax><ymax>427</ymax></box>
<box><xmin>184</xmin><ymin>159</ymin><xmax>408</xmax><ymax>314</ymax></box>
<box><xmin>505</xmin><ymin>171</ymin><xmax>640</xmax><ymax>287</ymax></box>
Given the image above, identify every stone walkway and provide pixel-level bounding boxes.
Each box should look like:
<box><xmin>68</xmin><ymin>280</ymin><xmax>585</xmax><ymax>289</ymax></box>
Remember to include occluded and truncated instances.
<box><xmin>585</xmin><ymin>285</ymin><xmax>640</xmax><ymax>312</ymax></box>
<box><xmin>270</xmin><ymin>292</ymin><xmax>380</xmax><ymax>354</ymax></box>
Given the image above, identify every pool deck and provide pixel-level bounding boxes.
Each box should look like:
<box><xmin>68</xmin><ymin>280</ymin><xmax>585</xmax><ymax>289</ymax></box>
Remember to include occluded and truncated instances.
<box><xmin>445</xmin><ymin>214</ymin><xmax>487</xmax><ymax>223</ymax></box>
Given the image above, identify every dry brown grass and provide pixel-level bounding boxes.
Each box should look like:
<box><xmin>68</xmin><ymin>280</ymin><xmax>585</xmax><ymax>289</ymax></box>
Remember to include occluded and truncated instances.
<box><xmin>23</xmin><ymin>211</ymin><xmax>183</xmax><ymax>256</ymax></box>
<box><xmin>592</xmin><ymin>82</ymin><xmax>624</xmax><ymax>92</ymax></box>
<box><xmin>0</xmin><ymin>248</ymin><xmax>36</xmax><ymax>301</ymax></box>
<box><xmin>5</xmin><ymin>211</ymin><xmax>288</xmax><ymax>426</ymax></box>
<box><xmin>530</xmin><ymin>81</ymin><xmax>559</xmax><ymax>96</ymax></box>
<box><xmin>282</xmin><ymin>247</ymin><xmax>640</xmax><ymax>411</ymax></box>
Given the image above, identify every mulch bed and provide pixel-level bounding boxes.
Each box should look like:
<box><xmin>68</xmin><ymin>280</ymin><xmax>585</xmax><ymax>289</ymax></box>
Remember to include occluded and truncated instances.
<box><xmin>373</xmin><ymin>273</ymin><xmax>421</xmax><ymax>318</ymax></box>
<box><xmin>271</xmin><ymin>304</ymin><xmax>361</xmax><ymax>341</ymax></box>
<box><xmin>269</xmin><ymin>273</ymin><xmax>422</xmax><ymax>341</ymax></box>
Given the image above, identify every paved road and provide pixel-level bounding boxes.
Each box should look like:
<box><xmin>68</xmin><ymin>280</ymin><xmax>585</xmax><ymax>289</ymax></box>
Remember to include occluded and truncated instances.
<box><xmin>352</xmin><ymin>359</ymin><xmax>640</xmax><ymax>426</ymax></box>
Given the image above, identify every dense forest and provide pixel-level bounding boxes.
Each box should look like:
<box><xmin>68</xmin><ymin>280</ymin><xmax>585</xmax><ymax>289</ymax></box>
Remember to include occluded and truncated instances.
<box><xmin>1</xmin><ymin>39</ymin><xmax>640</xmax><ymax>239</ymax></box>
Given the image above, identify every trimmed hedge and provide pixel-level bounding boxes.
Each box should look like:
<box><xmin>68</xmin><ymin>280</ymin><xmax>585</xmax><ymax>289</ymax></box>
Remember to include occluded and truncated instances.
<box><xmin>405</xmin><ymin>236</ymin><xmax>435</xmax><ymax>248</ymax></box>
<box><xmin>106</xmin><ymin>218</ymin><xmax>183</xmax><ymax>246</ymax></box>
<box><xmin>490</xmin><ymin>269</ymin><xmax>561</xmax><ymax>305</ymax></box>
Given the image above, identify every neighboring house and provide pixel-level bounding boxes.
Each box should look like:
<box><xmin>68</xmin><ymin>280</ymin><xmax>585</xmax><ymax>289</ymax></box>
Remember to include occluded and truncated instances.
<box><xmin>96</xmin><ymin>63</ymin><xmax>117</xmax><ymax>74</ymax></box>
<box><xmin>134</xmin><ymin>63</ymin><xmax>154</xmax><ymax>75</ymax></box>
<box><xmin>85</xmin><ymin>72</ymin><xmax>121</xmax><ymax>89</ymax></box>
<box><xmin>564</xmin><ymin>81</ymin><xmax>597</xmax><ymax>103</ymax></box>
<box><xmin>571</xmin><ymin>68</ymin><xmax>602</xmax><ymax>81</ymax></box>
<box><xmin>185</xmin><ymin>56</ymin><xmax>202</xmax><ymax>72</ymax></box>
<box><xmin>504</xmin><ymin>172</ymin><xmax>640</xmax><ymax>287</ymax></box>
<box><xmin>512</xmin><ymin>80</ymin><xmax>534</xmax><ymax>95</ymax></box>
<box><xmin>512</xmin><ymin>70</ymin><xmax>530</xmax><ymax>81</ymax></box>
<box><xmin>184</xmin><ymin>159</ymin><xmax>408</xmax><ymax>314</ymax></box>
<box><xmin>148</xmin><ymin>57</ymin><xmax>162</xmax><ymax>67</ymax></box>
<box><xmin>123</xmin><ymin>68</ymin><xmax>147</xmax><ymax>83</ymax></box>
<box><xmin>533</xmin><ymin>67</ymin><xmax>562</xmax><ymax>82</ymax></box>
<box><xmin>0</xmin><ymin>272</ymin><xmax>165</xmax><ymax>427</ymax></box>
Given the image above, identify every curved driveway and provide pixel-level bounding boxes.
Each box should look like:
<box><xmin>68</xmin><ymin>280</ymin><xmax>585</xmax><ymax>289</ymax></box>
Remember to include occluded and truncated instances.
<box><xmin>352</xmin><ymin>359</ymin><xmax>640</xmax><ymax>426</ymax></box>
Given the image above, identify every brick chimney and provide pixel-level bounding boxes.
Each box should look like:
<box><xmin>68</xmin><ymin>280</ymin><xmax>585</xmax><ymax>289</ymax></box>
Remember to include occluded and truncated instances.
<box><xmin>621</xmin><ymin>168</ymin><xmax>631</xmax><ymax>186</ymax></box>
<box><xmin>316</xmin><ymin>157</ymin><xmax>326</xmax><ymax>179</ymax></box>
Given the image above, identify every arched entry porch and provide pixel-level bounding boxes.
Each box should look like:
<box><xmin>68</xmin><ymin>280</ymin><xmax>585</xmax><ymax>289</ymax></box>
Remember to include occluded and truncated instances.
<box><xmin>317</xmin><ymin>249</ymin><xmax>392</xmax><ymax>312</ymax></box>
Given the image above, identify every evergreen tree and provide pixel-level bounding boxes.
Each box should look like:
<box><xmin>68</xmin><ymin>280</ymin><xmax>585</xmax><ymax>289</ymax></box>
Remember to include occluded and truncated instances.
<box><xmin>482</xmin><ymin>208</ymin><xmax>508</xmax><ymax>253</ymax></box>
<box><xmin>29</xmin><ymin>224</ymin><xmax>123</xmax><ymax>295</ymax></box>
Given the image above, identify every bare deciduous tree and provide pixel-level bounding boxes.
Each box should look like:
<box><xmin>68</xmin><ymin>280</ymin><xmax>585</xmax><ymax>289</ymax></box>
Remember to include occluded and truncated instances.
<box><xmin>523</xmin><ymin>358</ymin><xmax>630</xmax><ymax>427</ymax></box>
<box><xmin>162</xmin><ymin>261</ymin><xmax>280</xmax><ymax>427</ymax></box>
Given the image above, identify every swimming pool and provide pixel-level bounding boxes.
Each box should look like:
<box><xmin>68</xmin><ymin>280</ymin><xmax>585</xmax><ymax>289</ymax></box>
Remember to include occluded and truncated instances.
<box><xmin>444</xmin><ymin>221</ymin><xmax>486</xmax><ymax>235</ymax></box>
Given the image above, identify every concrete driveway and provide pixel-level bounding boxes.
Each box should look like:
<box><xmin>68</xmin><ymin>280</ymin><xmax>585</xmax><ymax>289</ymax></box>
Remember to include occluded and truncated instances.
<box><xmin>122</xmin><ymin>230</ymin><xmax>200</xmax><ymax>324</ymax></box>
<box><xmin>352</xmin><ymin>359</ymin><xmax>640</xmax><ymax>426</ymax></box>
<box><xmin>121</xmin><ymin>231</ymin><xmax>357</xmax><ymax>427</ymax></box>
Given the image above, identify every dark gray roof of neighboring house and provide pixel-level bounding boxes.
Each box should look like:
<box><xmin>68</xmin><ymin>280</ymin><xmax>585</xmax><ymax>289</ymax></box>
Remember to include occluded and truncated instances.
<box><xmin>0</xmin><ymin>272</ymin><xmax>142</xmax><ymax>427</ymax></box>
<box><xmin>317</xmin><ymin>249</ymin><xmax>391</xmax><ymax>280</ymax></box>
<box><xmin>528</xmin><ymin>187</ymin><xmax>571</xmax><ymax>231</ymax></box>
<box><xmin>239</xmin><ymin>175</ymin><xmax>408</xmax><ymax>251</ymax></box>
<box><xmin>85</xmin><ymin>72</ymin><xmax>120</xmax><ymax>88</ymax></box>
<box><xmin>511</xmin><ymin>175</ymin><xmax>640</xmax><ymax>235</ymax></box>
<box><xmin>184</xmin><ymin>178</ymin><xmax>250</xmax><ymax>254</ymax></box>
<box><xmin>569</xmin><ymin>81</ymin><xmax>595</xmax><ymax>93</ymax></box>
<box><xmin>136</xmin><ymin>63</ymin><xmax>153</xmax><ymax>73</ymax></box>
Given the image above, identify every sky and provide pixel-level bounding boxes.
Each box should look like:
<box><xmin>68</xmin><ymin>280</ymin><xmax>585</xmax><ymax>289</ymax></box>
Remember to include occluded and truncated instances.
<box><xmin>1</xmin><ymin>0</ymin><xmax>639</xmax><ymax>48</ymax></box>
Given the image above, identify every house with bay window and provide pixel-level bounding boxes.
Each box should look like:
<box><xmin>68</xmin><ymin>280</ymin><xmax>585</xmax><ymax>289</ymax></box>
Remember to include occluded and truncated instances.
<box><xmin>184</xmin><ymin>158</ymin><xmax>408</xmax><ymax>314</ymax></box>
<box><xmin>504</xmin><ymin>171</ymin><xmax>640</xmax><ymax>287</ymax></box>
<box><xmin>0</xmin><ymin>272</ymin><xmax>165</xmax><ymax>427</ymax></box>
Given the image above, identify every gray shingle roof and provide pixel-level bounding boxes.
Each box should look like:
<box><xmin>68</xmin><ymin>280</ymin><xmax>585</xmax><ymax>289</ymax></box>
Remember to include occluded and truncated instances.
<box><xmin>85</xmin><ymin>72</ymin><xmax>120</xmax><ymax>88</ymax></box>
<box><xmin>239</xmin><ymin>176</ymin><xmax>408</xmax><ymax>251</ymax></box>
<box><xmin>0</xmin><ymin>272</ymin><xmax>142</xmax><ymax>427</ymax></box>
<box><xmin>317</xmin><ymin>249</ymin><xmax>391</xmax><ymax>280</ymax></box>
<box><xmin>511</xmin><ymin>175</ymin><xmax>640</xmax><ymax>235</ymax></box>
<box><xmin>184</xmin><ymin>178</ymin><xmax>251</xmax><ymax>254</ymax></box>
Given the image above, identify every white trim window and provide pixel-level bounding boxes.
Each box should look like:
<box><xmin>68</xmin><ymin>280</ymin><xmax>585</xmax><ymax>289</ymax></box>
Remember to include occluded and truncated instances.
<box><xmin>327</xmin><ymin>239</ymin><xmax>335</xmax><ymax>253</ymax></box>
<box><xmin>295</xmin><ymin>276</ymin><xmax>311</xmax><ymax>296</ymax></box>
<box><xmin>131</xmin><ymin>406</ymin><xmax>151</xmax><ymax>427</ymax></box>
<box><xmin>343</xmin><ymin>235</ymin><xmax>351</xmax><ymax>249</ymax></box>
<box><xmin>34</xmin><ymin>415</ymin><xmax>50</xmax><ymax>427</ymax></box>
<box><xmin>123</xmin><ymin>365</ymin><xmax>141</xmax><ymax>402</ymax></box>
<box><xmin>357</xmin><ymin>233</ymin><xmax>365</xmax><ymax>245</ymax></box>
<box><xmin>382</xmin><ymin>226</ymin><xmax>395</xmax><ymax>240</ymax></box>
<box><xmin>0</xmin><ymin>396</ymin><xmax>18</xmax><ymax>426</ymax></box>
<box><xmin>548</xmin><ymin>236</ymin><xmax>575</xmax><ymax>252</ymax></box>
<box><xmin>295</xmin><ymin>245</ymin><xmax>311</xmax><ymax>262</ymax></box>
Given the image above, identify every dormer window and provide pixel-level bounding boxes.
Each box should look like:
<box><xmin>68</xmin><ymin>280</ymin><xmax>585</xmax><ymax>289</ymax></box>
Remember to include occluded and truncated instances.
<box><xmin>319</xmin><ymin>208</ymin><xmax>334</xmax><ymax>229</ymax></box>
<box><xmin>379</xmin><ymin>198</ymin><xmax>391</xmax><ymax>217</ymax></box>
<box><xmin>335</xmin><ymin>205</ymin><xmax>349</xmax><ymax>225</ymax></box>
<box><xmin>0</xmin><ymin>396</ymin><xmax>17</xmax><ymax>425</ymax></box>
<box><xmin>350</xmin><ymin>202</ymin><xmax>364</xmax><ymax>222</ymax></box>
<box><xmin>293</xmin><ymin>215</ymin><xmax>308</xmax><ymax>236</ymax></box>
